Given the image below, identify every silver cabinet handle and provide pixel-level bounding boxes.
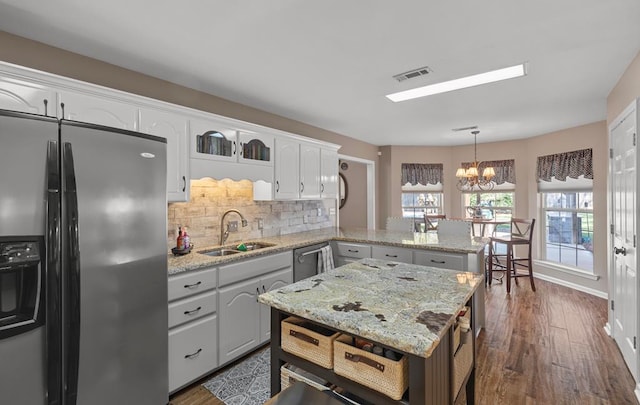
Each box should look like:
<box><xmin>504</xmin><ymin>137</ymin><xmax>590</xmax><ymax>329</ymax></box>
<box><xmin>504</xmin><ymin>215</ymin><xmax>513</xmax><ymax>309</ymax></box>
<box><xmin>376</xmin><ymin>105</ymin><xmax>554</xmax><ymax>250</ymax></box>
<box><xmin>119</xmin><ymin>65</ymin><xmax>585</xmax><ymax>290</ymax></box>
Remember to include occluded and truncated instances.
<box><xmin>182</xmin><ymin>176</ymin><xmax>186</xmax><ymax>192</ymax></box>
<box><xmin>183</xmin><ymin>306</ymin><xmax>202</xmax><ymax>315</ymax></box>
<box><xmin>430</xmin><ymin>259</ymin><xmax>446</xmax><ymax>264</ymax></box>
<box><xmin>184</xmin><ymin>348</ymin><xmax>202</xmax><ymax>359</ymax></box>
<box><xmin>300</xmin><ymin>182</ymin><xmax>304</xmax><ymax>193</ymax></box>
<box><xmin>184</xmin><ymin>281</ymin><xmax>202</xmax><ymax>289</ymax></box>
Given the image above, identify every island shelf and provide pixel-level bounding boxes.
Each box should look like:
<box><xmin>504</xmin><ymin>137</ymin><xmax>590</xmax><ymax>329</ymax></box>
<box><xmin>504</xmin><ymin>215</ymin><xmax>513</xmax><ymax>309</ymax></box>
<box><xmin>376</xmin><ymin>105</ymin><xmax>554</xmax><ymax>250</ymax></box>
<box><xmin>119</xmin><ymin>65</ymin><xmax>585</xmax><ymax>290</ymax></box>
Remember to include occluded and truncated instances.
<box><xmin>259</xmin><ymin>259</ymin><xmax>482</xmax><ymax>404</ymax></box>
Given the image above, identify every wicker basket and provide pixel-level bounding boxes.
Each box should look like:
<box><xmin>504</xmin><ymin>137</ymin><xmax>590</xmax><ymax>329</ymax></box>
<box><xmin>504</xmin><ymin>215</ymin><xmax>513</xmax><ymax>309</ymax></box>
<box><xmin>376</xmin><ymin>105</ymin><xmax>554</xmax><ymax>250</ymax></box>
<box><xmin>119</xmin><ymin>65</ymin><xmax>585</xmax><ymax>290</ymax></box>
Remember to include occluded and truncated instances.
<box><xmin>453</xmin><ymin>336</ymin><xmax>474</xmax><ymax>397</ymax></box>
<box><xmin>333</xmin><ymin>334</ymin><xmax>409</xmax><ymax>400</ymax></box>
<box><xmin>281</xmin><ymin>317</ymin><xmax>340</xmax><ymax>369</ymax></box>
<box><xmin>280</xmin><ymin>363</ymin><xmax>330</xmax><ymax>391</ymax></box>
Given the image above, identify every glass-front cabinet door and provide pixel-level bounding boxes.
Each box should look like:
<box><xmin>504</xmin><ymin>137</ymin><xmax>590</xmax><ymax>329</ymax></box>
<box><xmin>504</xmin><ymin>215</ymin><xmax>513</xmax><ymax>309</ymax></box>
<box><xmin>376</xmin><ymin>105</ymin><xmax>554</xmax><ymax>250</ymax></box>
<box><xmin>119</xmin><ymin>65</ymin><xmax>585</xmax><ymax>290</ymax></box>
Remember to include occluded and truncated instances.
<box><xmin>238</xmin><ymin>131</ymin><xmax>273</xmax><ymax>166</ymax></box>
<box><xmin>190</xmin><ymin>117</ymin><xmax>237</xmax><ymax>162</ymax></box>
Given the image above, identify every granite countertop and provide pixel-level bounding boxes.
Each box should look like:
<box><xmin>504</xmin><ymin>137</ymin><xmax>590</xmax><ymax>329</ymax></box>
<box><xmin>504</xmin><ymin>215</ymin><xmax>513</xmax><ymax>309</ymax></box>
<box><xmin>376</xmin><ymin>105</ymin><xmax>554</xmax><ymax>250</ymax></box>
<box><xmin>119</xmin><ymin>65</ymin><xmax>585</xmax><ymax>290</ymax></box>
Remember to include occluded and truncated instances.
<box><xmin>258</xmin><ymin>258</ymin><xmax>483</xmax><ymax>358</ymax></box>
<box><xmin>168</xmin><ymin>227</ymin><xmax>488</xmax><ymax>275</ymax></box>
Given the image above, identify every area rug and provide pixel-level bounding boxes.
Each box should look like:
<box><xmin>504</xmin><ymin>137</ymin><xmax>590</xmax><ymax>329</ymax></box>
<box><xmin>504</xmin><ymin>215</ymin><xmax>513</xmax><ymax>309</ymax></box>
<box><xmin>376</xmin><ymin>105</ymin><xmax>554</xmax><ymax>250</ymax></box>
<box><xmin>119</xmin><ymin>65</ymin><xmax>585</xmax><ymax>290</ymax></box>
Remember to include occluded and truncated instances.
<box><xmin>202</xmin><ymin>346</ymin><xmax>271</xmax><ymax>405</ymax></box>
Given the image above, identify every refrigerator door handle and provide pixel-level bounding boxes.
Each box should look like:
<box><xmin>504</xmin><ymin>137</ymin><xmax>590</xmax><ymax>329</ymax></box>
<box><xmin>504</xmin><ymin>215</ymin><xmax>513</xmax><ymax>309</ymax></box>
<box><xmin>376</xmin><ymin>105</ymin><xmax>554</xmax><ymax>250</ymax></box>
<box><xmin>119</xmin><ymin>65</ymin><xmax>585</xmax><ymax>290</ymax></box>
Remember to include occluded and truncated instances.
<box><xmin>62</xmin><ymin>142</ymin><xmax>81</xmax><ymax>405</ymax></box>
<box><xmin>46</xmin><ymin>140</ymin><xmax>62</xmax><ymax>405</ymax></box>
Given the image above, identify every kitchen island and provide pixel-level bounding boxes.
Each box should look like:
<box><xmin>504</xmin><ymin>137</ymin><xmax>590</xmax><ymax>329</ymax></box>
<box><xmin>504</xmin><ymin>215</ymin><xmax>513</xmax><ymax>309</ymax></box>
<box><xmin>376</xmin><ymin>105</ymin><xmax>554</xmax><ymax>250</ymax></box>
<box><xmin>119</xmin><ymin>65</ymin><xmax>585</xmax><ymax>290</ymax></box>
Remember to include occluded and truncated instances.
<box><xmin>258</xmin><ymin>258</ymin><xmax>483</xmax><ymax>404</ymax></box>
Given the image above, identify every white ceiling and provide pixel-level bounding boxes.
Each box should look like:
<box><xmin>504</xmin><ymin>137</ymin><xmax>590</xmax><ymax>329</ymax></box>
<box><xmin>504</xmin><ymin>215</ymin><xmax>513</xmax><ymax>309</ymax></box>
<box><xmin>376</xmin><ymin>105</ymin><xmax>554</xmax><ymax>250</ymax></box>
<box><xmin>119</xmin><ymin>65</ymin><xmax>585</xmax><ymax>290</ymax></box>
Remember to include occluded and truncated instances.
<box><xmin>1</xmin><ymin>0</ymin><xmax>639</xmax><ymax>146</ymax></box>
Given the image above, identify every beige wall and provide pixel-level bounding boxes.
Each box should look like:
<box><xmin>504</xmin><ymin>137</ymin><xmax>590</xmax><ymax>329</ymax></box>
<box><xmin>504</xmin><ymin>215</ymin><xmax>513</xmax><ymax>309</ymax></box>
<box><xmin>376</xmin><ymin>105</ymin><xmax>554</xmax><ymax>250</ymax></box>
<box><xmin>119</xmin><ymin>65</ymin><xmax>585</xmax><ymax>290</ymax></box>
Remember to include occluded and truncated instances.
<box><xmin>338</xmin><ymin>160</ymin><xmax>368</xmax><ymax>228</ymax></box>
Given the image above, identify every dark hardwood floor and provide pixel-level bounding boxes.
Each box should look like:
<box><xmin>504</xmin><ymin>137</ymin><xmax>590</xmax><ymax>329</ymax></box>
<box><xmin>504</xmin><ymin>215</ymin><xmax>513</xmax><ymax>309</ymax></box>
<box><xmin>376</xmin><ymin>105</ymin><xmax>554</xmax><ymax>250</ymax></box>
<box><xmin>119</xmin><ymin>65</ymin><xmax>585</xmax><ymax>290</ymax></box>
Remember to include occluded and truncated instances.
<box><xmin>170</xmin><ymin>279</ymin><xmax>637</xmax><ymax>404</ymax></box>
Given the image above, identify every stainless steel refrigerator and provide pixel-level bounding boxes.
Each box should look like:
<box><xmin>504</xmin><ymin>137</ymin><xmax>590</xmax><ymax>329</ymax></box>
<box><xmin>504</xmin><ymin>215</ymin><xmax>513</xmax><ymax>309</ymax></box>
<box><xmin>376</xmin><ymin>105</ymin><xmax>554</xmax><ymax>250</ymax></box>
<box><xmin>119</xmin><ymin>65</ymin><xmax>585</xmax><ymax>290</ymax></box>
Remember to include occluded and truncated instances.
<box><xmin>0</xmin><ymin>110</ymin><xmax>168</xmax><ymax>405</ymax></box>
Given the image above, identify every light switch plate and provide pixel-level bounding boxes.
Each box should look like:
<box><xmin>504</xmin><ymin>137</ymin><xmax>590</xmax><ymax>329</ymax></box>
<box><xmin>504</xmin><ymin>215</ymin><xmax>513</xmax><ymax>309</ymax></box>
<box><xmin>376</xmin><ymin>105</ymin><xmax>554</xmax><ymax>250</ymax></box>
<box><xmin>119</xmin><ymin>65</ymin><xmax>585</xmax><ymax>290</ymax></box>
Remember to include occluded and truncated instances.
<box><xmin>228</xmin><ymin>221</ymin><xmax>238</xmax><ymax>232</ymax></box>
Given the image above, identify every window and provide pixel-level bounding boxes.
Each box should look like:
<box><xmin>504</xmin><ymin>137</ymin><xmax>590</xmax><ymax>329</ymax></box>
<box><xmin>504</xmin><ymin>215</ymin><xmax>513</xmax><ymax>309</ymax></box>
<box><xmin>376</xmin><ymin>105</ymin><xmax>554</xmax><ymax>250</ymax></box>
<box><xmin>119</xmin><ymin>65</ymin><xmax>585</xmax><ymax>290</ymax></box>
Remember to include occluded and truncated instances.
<box><xmin>462</xmin><ymin>192</ymin><xmax>514</xmax><ymax>228</ymax></box>
<box><xmin>401</xmin><ymin>163</ymin><xmax>443</xmax><ymax>232</ymax></box>
<box><xmin>541</xmin><ymin>192</ymin><xmax>593</xmax><ymax>271</ymax></box>
<box><xmin>402</xmin><ymin>190</ymin><xmax>443</xmax><ymax>218</ymax></box>
<box><xmin>537</xmin><ymin>148</ymin><xmax>594</xmax><ymax>272</ymax></box>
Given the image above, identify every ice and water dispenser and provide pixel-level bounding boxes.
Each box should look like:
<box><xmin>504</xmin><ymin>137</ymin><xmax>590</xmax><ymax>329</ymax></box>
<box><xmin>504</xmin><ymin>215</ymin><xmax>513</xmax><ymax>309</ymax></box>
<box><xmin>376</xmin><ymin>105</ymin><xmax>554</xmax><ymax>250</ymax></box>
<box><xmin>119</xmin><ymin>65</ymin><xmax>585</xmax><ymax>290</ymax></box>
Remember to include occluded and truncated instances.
<box><xmin>0</xmin><ymin>237</ymin><xmax>44</xmax><ymax>339</ymax></box>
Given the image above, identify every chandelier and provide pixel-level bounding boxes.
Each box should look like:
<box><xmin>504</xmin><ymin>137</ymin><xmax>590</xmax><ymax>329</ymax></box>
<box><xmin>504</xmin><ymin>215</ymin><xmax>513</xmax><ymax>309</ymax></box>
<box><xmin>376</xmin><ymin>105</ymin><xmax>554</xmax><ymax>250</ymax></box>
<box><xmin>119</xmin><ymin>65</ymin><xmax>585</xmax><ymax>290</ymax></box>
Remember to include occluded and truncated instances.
<box><xmin>455</xmin><ymin>130</ymin><xmax>495</xmax><ymax>191</ymax></box>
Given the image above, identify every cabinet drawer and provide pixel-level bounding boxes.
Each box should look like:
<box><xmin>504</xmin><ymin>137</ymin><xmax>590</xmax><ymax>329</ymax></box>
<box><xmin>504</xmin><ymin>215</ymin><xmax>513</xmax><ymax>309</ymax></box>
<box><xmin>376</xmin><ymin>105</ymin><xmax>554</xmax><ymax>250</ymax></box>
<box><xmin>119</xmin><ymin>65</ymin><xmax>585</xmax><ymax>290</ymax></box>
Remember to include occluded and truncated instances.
<box><xmin>371</xmin><ymin>246</ymin><xmax>412</xmax><ymax>263</ymax></box>
<box><xmin>219</xmin><ymin>251</ymin><xmax>292</xmax><ymax>287</ymax></box>
<box><xmin>168</xmin><ymin>268</ymin><xmax>217</xmax><ymax>302</ymax></box>
<box><xmin>334</xmin><ymin>242</ymin><xmax>371</xmax><ymax>259</ymax></box>
<box><xmin>169</xmin><ymin>314</ymin><xmax>218</xmax><ymax>393</ymax></box>
<box><xmin>168</xmin><ymin>290</ymin><xmax>217</xmax><ymax>329</ymax></box>
<box><xmin>413</xmin><ymin>251</ymin><xmax>467</xmax><ymax>271</ymax></box>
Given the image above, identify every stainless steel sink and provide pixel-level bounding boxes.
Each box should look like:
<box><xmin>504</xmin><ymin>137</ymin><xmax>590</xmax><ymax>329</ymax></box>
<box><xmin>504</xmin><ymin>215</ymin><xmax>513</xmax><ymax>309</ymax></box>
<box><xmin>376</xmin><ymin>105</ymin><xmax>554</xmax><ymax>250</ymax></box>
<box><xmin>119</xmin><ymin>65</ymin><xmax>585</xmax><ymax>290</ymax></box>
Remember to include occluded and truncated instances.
<box><xmin>198</xmin><ymin>242</ymin><xmax>275</xmax><ymax>257</ymax></box>
<box><xmin>199</xmin><ymin>248</ymin><xmax>241</xmax><ymax>257</ymax></box>
<box><xmin>239</xmin><ymin>242</ymin><xmax>276</xmax><ymax>251</ymax></box>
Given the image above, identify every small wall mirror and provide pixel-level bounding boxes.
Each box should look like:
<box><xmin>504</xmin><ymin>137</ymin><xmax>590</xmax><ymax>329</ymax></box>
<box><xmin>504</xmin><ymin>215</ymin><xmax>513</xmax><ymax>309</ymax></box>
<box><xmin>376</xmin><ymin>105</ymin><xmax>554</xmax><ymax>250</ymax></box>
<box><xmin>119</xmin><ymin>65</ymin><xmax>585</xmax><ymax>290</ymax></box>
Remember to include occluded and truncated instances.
<box><xmin>339</xmin><ymin>173</ymin><xmax>348</xmax><ymax>209</ymax></box>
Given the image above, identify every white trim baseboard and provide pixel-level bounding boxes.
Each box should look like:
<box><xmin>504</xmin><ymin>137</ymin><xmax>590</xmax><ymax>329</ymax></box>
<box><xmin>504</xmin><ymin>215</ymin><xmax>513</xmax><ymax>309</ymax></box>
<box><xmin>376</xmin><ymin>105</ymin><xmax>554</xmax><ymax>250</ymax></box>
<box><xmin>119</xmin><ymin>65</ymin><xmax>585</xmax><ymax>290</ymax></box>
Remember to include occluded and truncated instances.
<box><xmin>533</xmin><ymin>272</ymin><xmax>607</xmax><ymax>299</ymax></box>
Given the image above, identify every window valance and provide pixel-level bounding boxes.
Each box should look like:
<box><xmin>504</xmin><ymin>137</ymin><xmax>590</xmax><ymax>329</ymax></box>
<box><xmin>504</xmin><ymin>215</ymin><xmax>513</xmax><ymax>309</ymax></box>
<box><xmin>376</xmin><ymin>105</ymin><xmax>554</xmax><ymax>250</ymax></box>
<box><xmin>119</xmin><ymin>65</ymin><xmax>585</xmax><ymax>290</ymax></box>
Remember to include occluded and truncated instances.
<box><xmin>460</xmin><ymin>159</ymin><xmax>516</xmax><ymax>185</ymax></box>
<box><xmin>401</xmin><ymin>163</ymin><xmax>443</xmax><ymax>186</ymax></box>
<box><xmin>536</xmin><ymin>148</ymin><xmax>593</xmax><ymax>182</ymax></box>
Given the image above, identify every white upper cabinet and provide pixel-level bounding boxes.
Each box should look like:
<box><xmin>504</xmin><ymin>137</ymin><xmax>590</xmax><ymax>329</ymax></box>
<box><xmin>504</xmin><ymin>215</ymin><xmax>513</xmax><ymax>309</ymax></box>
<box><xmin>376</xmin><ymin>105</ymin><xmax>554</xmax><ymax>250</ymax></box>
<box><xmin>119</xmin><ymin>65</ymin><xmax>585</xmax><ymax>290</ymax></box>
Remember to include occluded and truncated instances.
<box><xmin>58</xmin><ymin>90</ymin><xmax>139</xmax><ymax>130</ymax></box>
<box><xmin>139</xmin><ymin>108</ymin><xmax>190</xmax><ymax>202</ymax></box>
<box><xmin>237</xmin><ymin>130</ymin><xmax>273</xmax><ymax>166</ymax></box>
<box><xmin>273</xmin><ymin>137</ymin><xmax>300</xmax><ymax>200</ymax></box>
<box><xmin>189</xmin><ymin>117</ymin><xmax>276</xmax><ymax>182</ymax></box>
<box><xmin>320</xmin><ymin>148</ymin><xmax>338</xmax><ymax>199</ymax></box>
<box><xmin>0</xmin><ymin>77</ymin><xmax>56</xmax><ymax>116</ymax></box>
<box><xmin>299</xmin><ymin>143</ymin><xmax>321</xmax><ymax>199</ymax></box>
<box><xmin>190</xmin><ymin>117</ymin><xmax>237</xmax><ymax>163</ymax></box>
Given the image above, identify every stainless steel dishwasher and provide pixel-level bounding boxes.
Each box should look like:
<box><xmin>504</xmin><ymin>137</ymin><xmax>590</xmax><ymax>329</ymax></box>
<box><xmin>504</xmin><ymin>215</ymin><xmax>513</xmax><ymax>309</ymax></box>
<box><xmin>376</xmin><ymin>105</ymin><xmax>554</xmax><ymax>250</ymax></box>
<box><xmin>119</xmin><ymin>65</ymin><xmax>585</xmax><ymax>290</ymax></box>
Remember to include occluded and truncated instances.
<box><xmin>293</xmin><ymin>242</ymin><xmax>330</xmax><ymax>282</ymax></box>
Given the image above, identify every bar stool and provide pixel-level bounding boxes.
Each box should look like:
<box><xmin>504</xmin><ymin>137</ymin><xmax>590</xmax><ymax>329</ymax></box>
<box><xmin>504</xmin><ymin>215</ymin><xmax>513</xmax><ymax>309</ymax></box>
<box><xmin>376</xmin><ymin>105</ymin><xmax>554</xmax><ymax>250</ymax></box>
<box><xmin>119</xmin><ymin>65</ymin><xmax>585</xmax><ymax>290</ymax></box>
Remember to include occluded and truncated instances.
<box><xmin>487</xmin><ymin>218</ymin><xmax>536</xmax><ymax>293</ymax></box>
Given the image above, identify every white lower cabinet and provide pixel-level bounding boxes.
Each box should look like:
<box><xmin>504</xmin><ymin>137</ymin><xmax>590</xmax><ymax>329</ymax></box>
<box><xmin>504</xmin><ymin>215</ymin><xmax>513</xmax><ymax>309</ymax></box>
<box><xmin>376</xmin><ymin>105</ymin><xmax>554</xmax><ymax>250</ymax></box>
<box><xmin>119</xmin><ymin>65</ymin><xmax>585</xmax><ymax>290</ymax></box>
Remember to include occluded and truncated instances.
<box><xmin>371</xmin><ymin>245</ymin><xmax>413</xmax><ymax>263</ymax></box>
<box><xmin>168</xmin><ymin>314</ymin><xmax>218</xmax><ymax>393</ymax></box>
<box><xmin>218</xmin><ymin>252</ymin><xmax>293</xmax><ymax>366</ymax></box>
<box><xmin>259</xmin><ymin>268</ymin><xmax>293</xmax><ymax>343</ymax></box>
<box><xmin>412</xmin><ymin>250</ymin><xmax>467</xmax><ymax>270</ymax></box>
<box><xmin>332</xmin><ymin>241</ymin><xmax>372</xmax><ymax>267</ymax></box>
<box><xmin>168</xmin><ymin>267</ymin><xmax>218</xmax><ymax>393</ymax></box>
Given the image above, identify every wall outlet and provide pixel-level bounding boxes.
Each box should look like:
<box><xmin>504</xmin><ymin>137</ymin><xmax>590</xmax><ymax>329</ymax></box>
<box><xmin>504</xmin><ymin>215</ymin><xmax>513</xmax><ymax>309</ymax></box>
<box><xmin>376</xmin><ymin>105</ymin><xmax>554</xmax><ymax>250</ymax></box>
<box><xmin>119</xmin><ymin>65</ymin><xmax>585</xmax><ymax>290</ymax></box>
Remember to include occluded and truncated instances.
<box><xmin>257</xmin><ymin>218</ymin><xmax>264</xmax><ymax>230</ymax></box>
<box><xmin>303</xmin><ymin>215</ymin><xmax>308</xmax><ymax>224</ymax></box>
<box><xmin>317</xmin><ymin>208</ymin><xmax>322</xmax><ymax>217</ymax></box>
<box><xmin>227</xmin><ymin>220</ymin><xmax>238</xmax><ymax>232</ymax></box>
<box><xmin>329</xmin><ymin>207</ymin><xmax>336</xmax><ymax>215</ymax></box>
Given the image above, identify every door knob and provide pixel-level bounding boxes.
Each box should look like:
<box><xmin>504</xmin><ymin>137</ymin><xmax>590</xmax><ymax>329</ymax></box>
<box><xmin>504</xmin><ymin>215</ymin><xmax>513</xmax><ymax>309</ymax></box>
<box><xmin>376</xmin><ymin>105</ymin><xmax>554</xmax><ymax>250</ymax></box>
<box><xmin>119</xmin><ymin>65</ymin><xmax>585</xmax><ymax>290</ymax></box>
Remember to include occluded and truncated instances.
<box><xmin>614</xmin><ymin>246</ymin><xmax>627</xmax><ymax>256</ymax></box>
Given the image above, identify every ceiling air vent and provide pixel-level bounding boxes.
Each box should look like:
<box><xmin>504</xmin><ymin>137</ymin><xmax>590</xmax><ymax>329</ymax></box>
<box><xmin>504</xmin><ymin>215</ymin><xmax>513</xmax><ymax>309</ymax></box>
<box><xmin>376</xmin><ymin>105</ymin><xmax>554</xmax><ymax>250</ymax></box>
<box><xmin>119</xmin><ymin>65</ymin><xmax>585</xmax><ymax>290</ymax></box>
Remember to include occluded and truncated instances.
<box><xmin>451</xmin><ymin>125</ymin><xmax>478</xmax><ymax>132</ymax></box>
<box><xmin>393</xmin><ymin>66</ymin><xmax>432</xmax><ymax>82</ymax></box>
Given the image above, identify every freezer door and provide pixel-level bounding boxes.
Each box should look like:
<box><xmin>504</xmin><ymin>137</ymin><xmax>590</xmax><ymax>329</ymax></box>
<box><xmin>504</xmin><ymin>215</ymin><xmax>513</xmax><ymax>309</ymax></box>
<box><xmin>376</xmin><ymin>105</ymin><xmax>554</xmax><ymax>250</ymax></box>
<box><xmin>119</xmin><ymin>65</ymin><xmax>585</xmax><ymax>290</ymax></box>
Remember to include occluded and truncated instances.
<box><xmin>0</xmin><ymin>111</ymin><xmax>59</xmax><ymax>405</ymax></box>
<box><xmin>60</xmin><ymin>121</ymin><xmax>168</xmax><ymax>405</ymax></box>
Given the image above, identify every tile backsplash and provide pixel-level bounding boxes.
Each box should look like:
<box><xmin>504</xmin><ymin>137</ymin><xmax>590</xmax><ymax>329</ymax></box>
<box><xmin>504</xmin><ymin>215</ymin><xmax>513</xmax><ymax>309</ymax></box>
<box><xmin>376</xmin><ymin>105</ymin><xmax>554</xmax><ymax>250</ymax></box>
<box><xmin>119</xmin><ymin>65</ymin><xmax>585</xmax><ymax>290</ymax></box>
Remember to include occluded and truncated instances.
<box><xmin>168</xmin><ymin>178</ymin><xmax>336</xmax><ymax>250</ymax></box>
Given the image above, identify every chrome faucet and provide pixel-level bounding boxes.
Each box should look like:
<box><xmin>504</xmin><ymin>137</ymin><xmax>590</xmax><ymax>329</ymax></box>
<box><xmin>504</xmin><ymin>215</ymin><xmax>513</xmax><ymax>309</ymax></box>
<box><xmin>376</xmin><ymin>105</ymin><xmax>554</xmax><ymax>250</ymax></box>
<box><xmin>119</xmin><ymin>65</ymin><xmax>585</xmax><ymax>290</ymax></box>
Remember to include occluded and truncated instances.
<box><xmin>219</xmin><ymin>209</ymin><xmax>248</xmax><ymax>245</ymax></box>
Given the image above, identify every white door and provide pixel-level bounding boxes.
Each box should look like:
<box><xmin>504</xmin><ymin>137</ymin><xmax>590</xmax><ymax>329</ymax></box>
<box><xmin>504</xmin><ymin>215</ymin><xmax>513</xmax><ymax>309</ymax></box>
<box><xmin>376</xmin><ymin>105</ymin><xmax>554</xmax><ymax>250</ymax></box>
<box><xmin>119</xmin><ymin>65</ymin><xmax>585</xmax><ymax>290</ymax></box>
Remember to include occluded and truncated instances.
<box><xmin>300</xmin><ymin>143</ymin><xmax>321</xmax><ymax>199</ymax></box>
<box><xmin>274</xmin><ymin>137</ymin><xmax>300</xmax><ymax>199</ymax></box>
<box><xmin>320</xmin><ymin>148</ymin><xmax>338</xmax><ymax>199</ymax></box>
<box><xmin>58</xmin><ymin>90</ymin><xmax>139</xmax><ymax>130</ymax></box>
<box><xmin>139</xmin><ymin>108</ymin><xmax>189</xmax><ymax>202</ymax></box>
<box><xmin>610</xmin><ymin>99</ymin><xmax>638</xmax><ymax>381</ymax></box>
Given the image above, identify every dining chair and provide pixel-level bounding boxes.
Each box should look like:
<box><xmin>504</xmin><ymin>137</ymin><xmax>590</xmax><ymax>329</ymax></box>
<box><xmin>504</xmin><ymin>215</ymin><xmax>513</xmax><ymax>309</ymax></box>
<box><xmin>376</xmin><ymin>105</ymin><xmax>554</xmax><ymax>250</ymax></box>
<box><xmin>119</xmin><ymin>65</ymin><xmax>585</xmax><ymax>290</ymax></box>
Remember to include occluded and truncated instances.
<box><xmin>424</xmin><ymin>214</ymin><xmax>446</xmax><ymax>231</ymax></box>
<box><xmin>437</xmin><ymin>219</ymin><xmax>471</xmax><ymax>236</ymax></box>
<box><xmin>487</xmin><ymin>218</ymin><xmax>536</xmax><ymax>293</ymax></box>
